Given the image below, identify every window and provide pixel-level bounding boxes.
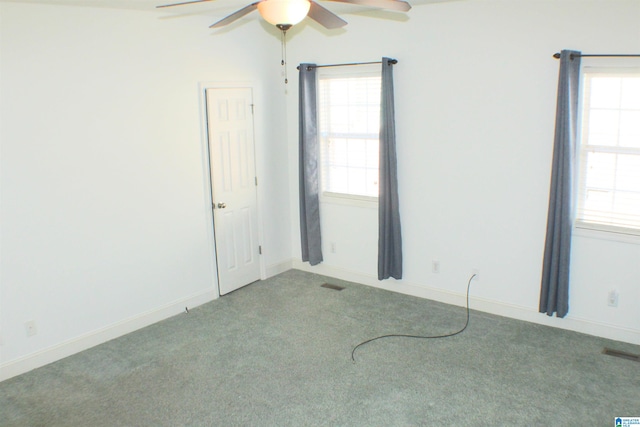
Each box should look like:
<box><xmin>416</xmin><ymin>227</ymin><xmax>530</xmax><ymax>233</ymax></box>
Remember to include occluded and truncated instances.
<box><xmin>318</xmin><ymin>66</ymin><xmax>381</xmax><ymax>199</ymax></box>
<box><xmin>576</xmin><ymin>69</ymin><xmax>640</xmax><ymax>234</ymax></box>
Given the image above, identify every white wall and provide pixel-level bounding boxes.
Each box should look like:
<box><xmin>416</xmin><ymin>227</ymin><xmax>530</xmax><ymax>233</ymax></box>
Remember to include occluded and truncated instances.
<box><xmin>0</xmin><ymin>2</ymin><xmax>292</xmax><ymax>380</ymax></box>
<box><xmin>1</xmin><ymin>0</ymin><xmax>638</xmax><ymax>383</ymax></box>
<box><xmin>286</xmin><ymin>0</ymin><xmax>640</xmax><ymax>344</ymax></box>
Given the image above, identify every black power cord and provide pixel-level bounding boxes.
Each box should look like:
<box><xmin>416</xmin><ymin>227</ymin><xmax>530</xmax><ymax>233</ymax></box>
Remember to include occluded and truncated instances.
<box><xmin>351</xmin><ymin>273</ymin><xmax>477</xmax><ymax>362</ymax></box>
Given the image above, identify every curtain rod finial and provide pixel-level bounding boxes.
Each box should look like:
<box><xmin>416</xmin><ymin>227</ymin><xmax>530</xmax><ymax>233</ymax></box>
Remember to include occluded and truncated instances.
<box><xmin>553</xmin><ymin>52</ymin><xmax>561</xmax><ymax>59</ymax></box>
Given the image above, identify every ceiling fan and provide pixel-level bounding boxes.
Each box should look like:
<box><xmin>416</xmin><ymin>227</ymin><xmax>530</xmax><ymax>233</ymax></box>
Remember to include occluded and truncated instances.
<box><xmin>156</xmin><ymin>0</ymin><xmax>412</xmax><ymax>32</ymax></box>
<box><xmin>157</xmin><ymin>0</ymin><xmax>411</xmax><ymax>84</ymax></box>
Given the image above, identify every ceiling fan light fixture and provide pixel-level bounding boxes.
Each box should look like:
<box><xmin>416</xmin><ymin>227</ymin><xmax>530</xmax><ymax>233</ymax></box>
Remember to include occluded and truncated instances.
<box><xmin>257</xmin><ymin>0</ymin><xmax>311</xmax><ymax>26</ymax></box>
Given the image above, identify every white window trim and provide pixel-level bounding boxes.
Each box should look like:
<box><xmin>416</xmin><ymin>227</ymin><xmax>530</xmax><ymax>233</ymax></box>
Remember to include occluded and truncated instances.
<box><xmin>318</xmin><ymin>64</ymin><xmax>381</xmax><ymax>201</ymax></box>
<box><xmin>574</xmin><ymin>65</ymin><xmax>640</xmax><ymax>242</ymax></box>
<box><xmin>320</xmin><ymin>191</ymin><xmax>378</xmax><ymax>208</ymax></box>
<box><xmin>573</xmin><ymin>222</ymin><xmax>640</xmax><ymax>244</ymax></box>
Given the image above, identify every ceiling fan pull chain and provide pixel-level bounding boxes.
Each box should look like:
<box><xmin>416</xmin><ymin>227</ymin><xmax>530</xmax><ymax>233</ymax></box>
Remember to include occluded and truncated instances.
<box><xmin>281</xmin><ymin>27</ymin><xmax>288</xmax><ymax>84</ymax></box>
<box><xmin>276</xmin><ymin>24</ymin><xmax>292</xmax><ymax>84</ymax></box>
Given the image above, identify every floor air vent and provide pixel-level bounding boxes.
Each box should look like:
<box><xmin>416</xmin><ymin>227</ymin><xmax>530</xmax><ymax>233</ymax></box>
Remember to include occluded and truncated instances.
<box><xmin>602</xmin><ymin>347</ymin><xmax>640</xmax><ymax>362</ymax></box>
<box><xmin>321</xmin><ymin>283</ymin><xmax>345</xmax><ymax>291</ymax></box>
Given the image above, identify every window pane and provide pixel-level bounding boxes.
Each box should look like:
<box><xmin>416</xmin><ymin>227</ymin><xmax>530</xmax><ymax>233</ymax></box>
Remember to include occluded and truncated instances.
<box><xmin>589</xmin><ymin>77</ymin><xmax>621</xmax><ymax>109</ymax></box>
<box><xmin>328</xmin><ymin>166</ymin><xmax>348</xmax><ymax>193</ymax></box>
<box><xmin>583</xmin><ymin>189</ymin><xmax>613</xmax><ymax>222</ymax></box>
<box><xmin>330</xmin><ymin>80</ymin><xmax>349</xmax><ymax>100</ymax></box>
<box><xmin>621</xmin><ymin>77</ymin><xmax>640</xmax><ymax>109</ymax></box>
<box><xmin>366</xmin><ymin>139</ymin><xmax>379</xmax><ymax>169</ymax></box>
<box><xmin>328</xmin><ymin>138</ymin><xmax>348</xmax><ymax>167</ymax></box>
<box><xmin>347</xmin><ymin>139</ymin><xmax>367</xmax><ymax>168</ymax></box>
<box><xmin>578</xmin><ymin>71</ymin><xmax>640</xmax><ymax>232</ymax></box>
<box><xmin>367</xmin><ymin>109</ymin><xmax>380</xmax><ymax>131</ymax></box>
<box><xmin>319</xmin><ymin>68</ymin><xmax>381</xmax><ymax>199</ymax></box>
<box><xmin>367</xmin><ymin>168</ymin><xmax>379</xmax><ymax>197</ymax></box>
<box><xmin>349</xmin><ymin>105</ymin><xmax>372</xmax><ymax>134</ymax></box>
<box><xmin>348</xmin><ymin>168</ymin><xmax>368</xmax><ymax>195</ymax></box>
<box><xmin>367</xmin><ymin>80</ymin><xmax>381</xmax><ymax>102</ymax></box>
<box><xmin>586</xmin><ymin>109</ymin><xmax>619</xmax><ymax>146</ymax></box>
<box><xmin>615</xmin><ymin>154</ymin><xmax>640</xmax><ymax>192</ymax></box>
<box><xmin>329</xmin><ymin>106</ymin><xmax>350</xmax><ymax>133</ymax></box>
<box><xmin>619</xmin><ymin>110</ymin><xmax>640</xmax><ymax>148</ymax></box>
<box><xmin>614</xmin><ymin>192</ymin><xmax>640</xmax><ymax>227</ymax></box>
<box><xmin>584</xmin><ymin>151</ymin><xmax>615</xmax><ymax>189</ymax></box>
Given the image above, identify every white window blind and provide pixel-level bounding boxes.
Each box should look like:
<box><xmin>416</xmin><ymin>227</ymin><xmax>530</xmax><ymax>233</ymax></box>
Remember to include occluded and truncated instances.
<box><xmin>577</xmin><ymin>70</ymin><xmax>640</xmax><ymax>234</ymax></box>
<box><xmin>318</xmin><ymin>66</ymin><xmax>381</xmax><ymax>198</ymax></box>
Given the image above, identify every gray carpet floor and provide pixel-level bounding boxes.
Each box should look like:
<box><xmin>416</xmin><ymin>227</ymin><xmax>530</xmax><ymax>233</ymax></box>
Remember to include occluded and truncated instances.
<box><xmin>1</xmin><ymin>269</ymin><xmax>639</xmax><ymax>426</ymax></box>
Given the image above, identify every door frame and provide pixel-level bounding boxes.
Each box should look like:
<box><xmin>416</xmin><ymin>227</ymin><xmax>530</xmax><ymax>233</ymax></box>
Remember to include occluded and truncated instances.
<box><xmin>198</xmin><ymin>82</ymin><xmax>266</xmax><ymax>297</ymax></box>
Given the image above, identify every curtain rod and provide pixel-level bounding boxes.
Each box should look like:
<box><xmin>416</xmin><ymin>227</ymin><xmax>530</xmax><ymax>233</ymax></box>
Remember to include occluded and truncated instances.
<box><xmin>553</xmin><ymin>52</ymin><xmax>640</xmax><ymax>59</ymax></box>
<box><xmin>296</xmin><ymin>59</ymin><xmax>397</xmax><ymax>71</ymax></box>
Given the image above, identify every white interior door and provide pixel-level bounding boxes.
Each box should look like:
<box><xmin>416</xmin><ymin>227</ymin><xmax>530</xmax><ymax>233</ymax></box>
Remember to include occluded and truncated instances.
<box><xmin>206</xmin><ymin>87</ymin><xmax>261</xmax><ymax>296</ymax></box>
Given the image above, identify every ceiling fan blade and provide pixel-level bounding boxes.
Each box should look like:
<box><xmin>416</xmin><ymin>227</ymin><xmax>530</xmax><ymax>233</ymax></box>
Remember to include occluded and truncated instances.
<box><xmin>156</xmin><ymin>0</ymin><xmax>215</xmax><ymax>9</ymax></box>
<box><xmin>308</xmin><ymin>1</ymin><xmax>348</xmax><ymax>29</ymax></box>
<box><xmin>210</xmin><ymin>2</ymin><xmax>260</xmax><ymax>28</ymax></box>
<box><xmin>325</xmin><ymin>0</ymin><xmax>411</xmax><ymax>12</ymax></box>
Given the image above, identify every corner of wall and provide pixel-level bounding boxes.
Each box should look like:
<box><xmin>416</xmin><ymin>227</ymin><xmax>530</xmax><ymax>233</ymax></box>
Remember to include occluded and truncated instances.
<box><xmin>0</xmin><ymin>289</ymin><xmax>217</xmax><ymax>383</ymax></box>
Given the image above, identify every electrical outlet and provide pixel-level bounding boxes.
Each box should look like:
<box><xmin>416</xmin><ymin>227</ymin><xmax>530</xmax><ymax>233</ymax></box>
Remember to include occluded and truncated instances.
<box><xmin>432</xmin><ymin>261</ymin><xmax>440</xmax><ymax>274</ymax></box>
<box><xmin>472</xmin><ymin>268</ymin><xmax>480</xmax><ymax>281</ymax></box>
<box><xmin>608</xmin><ymin>290</ymin><xmax>619</xmax><ymax>307</ymax></box>
<box><xmin>25</xmin><ymin>320</ymin><xmax>37</xmax><ymax>337</ymax></box>
<box><xmin>330</xmin><ymin>242</ymin><xmax>336</xmax><ymax>254</ymax></box>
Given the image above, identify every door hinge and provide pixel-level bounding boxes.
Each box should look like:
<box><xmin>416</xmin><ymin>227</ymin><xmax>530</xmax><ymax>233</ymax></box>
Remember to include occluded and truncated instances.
<box><xmin>258</xmin><ymin>245</ymin><xmax>262</xmax><ymax>255</ymax></box>
<box><xmin>250</xmin><ymin>104</ymin><xmax>255</xmax><ymax>114</ymax></box>
<box><xmin>255</xmin><ymin>176</ymin><xmax>258</xmax><ymax>186</ymax></box>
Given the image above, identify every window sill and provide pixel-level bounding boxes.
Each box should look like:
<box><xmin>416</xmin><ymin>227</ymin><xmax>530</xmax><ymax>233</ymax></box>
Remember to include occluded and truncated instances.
<box><xmin>320</xmin><ymin>192</ymin><xmax>378</xmax><ymax>209</ymax></box>
<box><xmin>573</xmin><ymin>223</ymin><xmax>640</xmax><ymax>245</ymax></box>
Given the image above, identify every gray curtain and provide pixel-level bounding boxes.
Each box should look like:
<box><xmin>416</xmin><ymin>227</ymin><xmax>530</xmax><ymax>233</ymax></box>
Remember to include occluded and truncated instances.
<box><xmin>299</xmin><ymin>63</ymin><xmax>323</xmax><ymax>266</ymax></box>
<box><xmin>540</xmin><ymin>50</ymin><xmax>581</xmax><ymax>317</ymax></box>
<box><xmin>378</xmin><ymin>57</ymin><xmax>403</xmax><ymax>280</ymax></box>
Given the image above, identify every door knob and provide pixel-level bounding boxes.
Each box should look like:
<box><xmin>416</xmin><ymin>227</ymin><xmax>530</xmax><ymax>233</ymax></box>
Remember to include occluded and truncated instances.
<box><xmin>217</xmin><ymin>202</ymin><xmax>227</xmax><ymax>209</ymax></box>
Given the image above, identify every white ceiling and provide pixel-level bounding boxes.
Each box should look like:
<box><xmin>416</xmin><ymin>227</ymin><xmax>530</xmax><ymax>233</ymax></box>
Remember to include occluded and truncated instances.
<box><xmin>0</xmin><ymin>0</ymin><xmax>464</xmax><ymax>30</ymax></box>
<box><xmin>0</xmin><ymin>0</ymin><xmax>461</xmax><ymax>13</ymax></box>
<box><xmin>0</xmin><ymin>0</ymin><xmax>158</xmax><ymax>10</ymax></box>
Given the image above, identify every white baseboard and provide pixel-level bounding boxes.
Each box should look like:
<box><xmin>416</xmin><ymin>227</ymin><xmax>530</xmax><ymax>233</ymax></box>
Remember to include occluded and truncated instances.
<box><xmin>292</xmin><ymin>260</ymin><xmax>640</xmax><ymax>346</ymax></box>
<box><xmin>265</xmin><ymin>258</ymin><xmax>294</xmax><ymax>279</ymax></box>
<box><xmin>4</xmin><ymin>262</ymin><xmax>637</xmax><ymax>383</ymax></box>
<box><xmin>0</xmin><ymin>289</ymin><xmax>217</xmax><ymax>382</ymax></box>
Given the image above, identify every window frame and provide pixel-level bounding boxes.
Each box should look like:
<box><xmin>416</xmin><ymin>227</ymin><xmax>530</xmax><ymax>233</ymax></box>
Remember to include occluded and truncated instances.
<box><xmin>574</xmin><ymin>66</ymin><xmax>640</xmax><ymax>240</ymax></box>
<box><xmin>317</xmin><ymin>64</ymin><xmax>382</xmax><ymax>205</ymax></box>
